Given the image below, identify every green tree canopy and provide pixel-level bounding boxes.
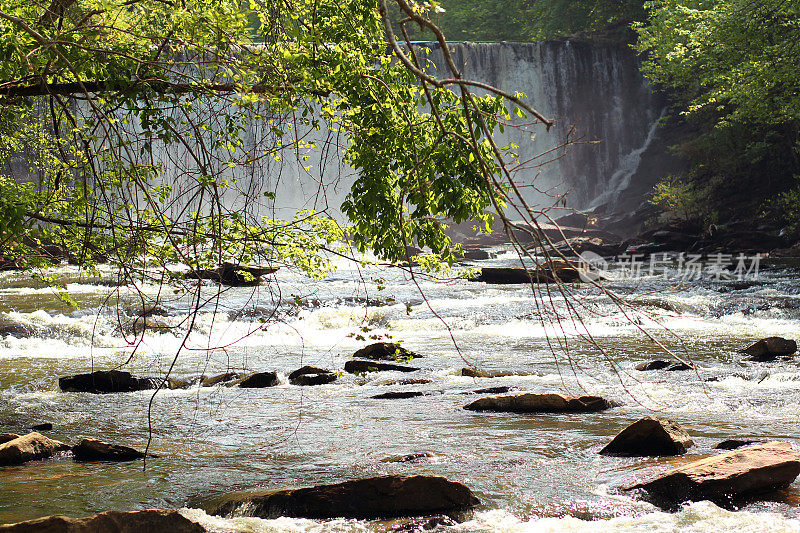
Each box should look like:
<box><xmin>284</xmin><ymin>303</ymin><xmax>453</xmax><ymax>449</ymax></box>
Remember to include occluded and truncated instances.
<box><xmin>0</xmin><ymin>0</ymin><xmax>551</xmax><ymax>282</ymax></box>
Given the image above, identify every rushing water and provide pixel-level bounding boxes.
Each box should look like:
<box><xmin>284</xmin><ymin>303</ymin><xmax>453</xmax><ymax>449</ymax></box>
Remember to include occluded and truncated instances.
<box><xmin>2</xmin><ymin>251</ymin><xmax>800</xmax><ymax>531</ymax></box>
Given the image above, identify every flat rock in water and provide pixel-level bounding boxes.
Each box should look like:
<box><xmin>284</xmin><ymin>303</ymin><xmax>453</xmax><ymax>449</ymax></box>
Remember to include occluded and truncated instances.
<box><xmin>287</xmin><ymin>365</ymin><xmax>331</xmax><ymax>380</ymax></box>
<box><xmin>72</xmin><ymin>438</ymin><xmax>146</xmax><ymax>462</ymax></box>
<box><xmin>344</xmin><ymin>360</ymin><xmax>419</xmax><ymax>373</ymax></box>
<box><xmin>0</xmin><ymin>509</ymin><xmax>205</xmax><ymax>533</ymax></box>
<box><xmin>635</xmin><ymin>360</ymin><xmax>671</xmax><ymax>371</ymax></box>
<box><xmin>353</xmin><ymin>342</ymin><xmax>420</xmax><ymax>361</ymax></box>
<box><xmin>0</xmin><ymin>433</ymin><xmax>70</xmax><ymax>466</ymax></box>
<box><xmin>381</xmin><ymin>452</ymin><xmax>435</xmax><ymax>463</ymax></box>
<box><xmin>371</xmin><ymin>391</ymin><xmax>426</xmax><ymax>399</ymax></box>
<box><xmin>238</xmin><ymin>372</ymin><xmax>279</xmax><ymax>388</ymax></box>
<box><xmin>461</xmin><ymin>368</ymin><xmax>526</xmax><ymax>378</ymax></box>
<box><xmin>741</xmin><ymin>337</ymin><xmax>797</xmax><ymax>361</ymax></box>
<box><xmin>714</xmin><ymin>439</ymin><xmax>762</xmax><ymax>450</ymax></box>
<box><xmin>469</xmin><ymin>266</ymin><xmax>584</xmax><ymax>284</ymax></box>
<box><xmin>626</xmin><ymin>441</ymin><xmax>800</xmax><ymax>506</ymax></box>
<box><xmin>464</xmin><ymin>392</ymin><xmax>615</xmax><ymax>413</ymax></box>
<box><xmin>200</xmin><ymin>372</ymin><xmax>242</xmax><ymax>387</ymax></box>
<box><xmin>59</xmin><ymin>370</ymin><xmax>157</xmax><ymax>393</ymax></box>
<box><xmin>600</xmin><ymin>416</ymin><xmax>693</xmax><ymax>456</ymax></box>
<box><xmin>206</xmin><ymin>474</ymin><xmax>479</xmax><ymax>519</ymax></box>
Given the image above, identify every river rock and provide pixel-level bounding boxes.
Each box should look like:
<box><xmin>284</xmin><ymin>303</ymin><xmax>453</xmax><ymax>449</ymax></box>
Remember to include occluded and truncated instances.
<box><xmin>344</xmin><ymin>360</ymin><xmax>419</xmax><ymax>373</ymax></box>
<box><xmin>371</xmin><ymin>391</ymin><xmax>426</xmax><ymax>399</ymax></box>
<box><xmin>0</xmin><ymin>322</ymin><xmax>29</xmax><ymax>337</ymax></box>
<box><xmin>0</xmin><ymin>509</ymin><xmax>205</xmax><ymax>532</ymax></box>
<box><xmin>741</xmin><ymin>337</ymin><xmax>797</xmax><ymax>361</ymax></box>
<box><xmin>72</xmin><ymin>438</ymin><xmax>146</xmax><ymax>462</ymax></box>
<box><xmin>461</xmin><ymin>368</ymin><xmax>527</xmax><ymax>378</ymax></box>
<box><xmin>0</xmin><ymin>432</ymin><xmax>70</xmax><ymax>466</ymax></box>
<box><xmin>185</xmin><ymin>262</ymin><xmax>278</xmax><ymax>286</ymax></box>
<box><xmin>714</xmin><ymin>439</ymin><xmax>762</xmax><ymax>450</ymax></box>
<box><xmin>460</xmin><ymin>248</ymin><xmax>495</xmax><ymax>261</ymax></box>
<box><xmin>59</xmin><ymin>370</ymin><xmax>158</xmax><ymax>393</ymax></box>
<box><xmin>201</xmin><ymin>372</ymin><xmax>242</xmax><ymax>387</ymax></box>
<box><xmin>238</xmin><ymin>372</ymin><xmax>279</xmax><ymax>388</ymax></box>
<box><xmin>635</xmin><ymin>360</ymin><xmax>693</xmax><ymax>371</ymax></box>
<box><xmin>464</xmin><ymin>392</ymin><xmax>615</xmax><ymax>413</ymax></box>
<box><xmin>626</xmin><ymin>441</ymin><xmax>800</xmax><ymax>506</ymax></box>
<box><xmin>289</xmin><ymin>367</ymin><xmax>337</xmax><ymax>386</ymax></box>
<box><xmin>600</xmin><ymin>416</ymin><xmax>693</xmax><ymax>456</ymax></box>
<box><xmin>29</xmin><ymin>423</ymin><xmax>52</xmax><ymax>431</ymax></box>
<box><xmin>353</xmin><ymin>342</ymin><xmax>419</xmax><ymax>361</ymax></box>
<box><xmin>469</xmin><ymin>265</ymin><xmax>585</xmax><ymax>284</ymax></box>
<box><xmin>0</xmin><ymin>433</ymin><xmax>20</xmax><ymax>444</ymax></box>
<box><xmin>206</xmin><ymin>475</ymin><xmax>480</xmax><ymax>519</ymax></box>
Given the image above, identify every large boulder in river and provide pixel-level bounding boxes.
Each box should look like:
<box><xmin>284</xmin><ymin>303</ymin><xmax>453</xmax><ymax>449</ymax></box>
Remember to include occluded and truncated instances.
<box><xmin>72</xmin><ymin>438</ymin><xmax>146</xmax><ymax>462</ymax></box>
<box><xmin>59</xmin><ymin>370</ymin><xmax>157</xmax><ymax>393</ymax></box>
<box><xmin>0</xmin><ymin>432</ymin><xmax>70</xmax><ymax>466</ymax></box>
<box><xmin>600</xmin><ymin>416</ymin><xmax>693</xmax><ymax>456</ymax></box>
<box><xmin>464</xmin><ymin>392</ymin><xmax>615</xmax><ymax>413</ymax></box>
<box><xmin>353</xmin><ymin>342</ymin><xmax>419</xmax><ymax>361</ymax></box>
<box><xmin>238</xmin><ymin>372</ymin><xmax>279</xmax><ymax>388</ymax></box>
<box><xmin>345</xmin><ymin>360</ymin><xmax>419</xmax><ymax>373</ymax></box>
<box><xmin>741</xmin><ymin>337</ymin><xmax>797</xmax><ymax>361</ymax></box>
<box><xmin>206</xmin><ymin>475</ymin><xmax>479</xmax><ymax>520</ymax></box>
<box><xmin>626</xmin><ymin>441</ymin><xmax>800</xmax><ymax>506</ymax></box>
<box><xmin>0</xmin><ymin>509</ymin><xmax>205</xmax><ymax>533</ymax></box>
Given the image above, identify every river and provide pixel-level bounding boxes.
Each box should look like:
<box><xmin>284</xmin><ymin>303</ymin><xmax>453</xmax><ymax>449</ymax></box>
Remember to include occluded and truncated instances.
<box><xmin>2</xmin><ymin>250</ymin><xmax>800</xmax><ymax>531</ymax></box>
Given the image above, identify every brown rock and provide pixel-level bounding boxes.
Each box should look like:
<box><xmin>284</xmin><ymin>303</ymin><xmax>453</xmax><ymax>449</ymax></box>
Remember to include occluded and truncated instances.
<box><xmin>0</xmin><ymin>433</ymin><xmax>70</xmax><ymax>466</ymax></box>
<box><xmin>626</xmin><ymin>441</ymin><xmax>800</xmax><ymax>506</ymax></box>
<box><xmin>72</xmin><ymin>438</ymin><xmax>145</xmax><ymax>462</ymax></box>
<box><xmin>206</xmin><ymin>475</ymin><xmax>479</xmax><ymax>520</ymax></box>
<box><xmin>344</xmin><ymin>360</ymin><xmax>419</xmax><ymax>374</ymax></box>
<box><xmin>0</xmin><ymin>509</ymin><xmax>205</xmax><ymax>532</ymax></box>
<box><xmin>185</xmin><ymin>263</ymin><xmax>278</xmax><ymax>286</ymax></box>
<box><xmin>600</xmin><ymin>416</ymin><xmax>693</xmax><ymax>456</ymax></box>
<box><xmin>463</xmin><ymin>392</ymin><xmax>615</xmax><ymax>413</ymax></box>
<box><xmin>461</xmin><ymin>368</ymin><xmax>524</xmax><ymax>378</ymax></box>
<box><xmin>469</xmin><ymin>265</ymin><xmax>587</xmax><ymax>284</ymax></box>
<box><xmin>741</xmin><ymin>337</ymin><xmax>797</xmax><ymax>361</ymax></box>
<box><xmin>200</xmin><ymin>372</ymin><xmax>242</xmax><ymax>387</ymax></box>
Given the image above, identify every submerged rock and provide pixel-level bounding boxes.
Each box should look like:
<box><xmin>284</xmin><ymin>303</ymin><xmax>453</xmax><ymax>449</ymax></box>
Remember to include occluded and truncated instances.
<box><xmin>72</xmin><ymin>438</ymin><xmax>146</xmax><ymax>462</ymax></box>
<box><xmin>0</xmin><ymin>432</ymin><xmax>70</xmax><ymax>466</ymax></box>
<box><xmin>382</xmin><ymin>452</ymin><xmax>435</xmax><ymax>463</ymax></box>
<box><xmin>59</xmin><ymin>370</ymin><xmax>157</xmax><ymax>394</ymax></box>
<box><xmin>353</xmin><ymin>342</ymin><xmax>420</xmax><ymax>361</ymax></box>
<box><xmin>741</xmin><ymin>337</ymin><xmax>797</xmax><ymax>361</ymax></box>
<box><xmin>626</xmin><ymin>441</ymin><xmax>800</xmax><ymax>506</ymax></box>
<box><xmin>635</xmin><ymin>360</ymin><xmax>694</xmax><ymax>371</ymax></box>
<box><xmin>464</xmin><ymin>392</ymin><xmax>615</xmax><ymax>413</ymax></box>
<box><xmin>206</xmin><ymin>475</ymin><xmax>479</xmax><ymax>520</ymax></box>
<box><xmin>29</xmin><ymin>423</ymin><xmax>52</xmax><ymax>431</ymax></box>
<box><xmin>0</xmin><ymin>509</ymin><xmax>205</xmax><ymax>532</ymax></box>
<box><xmin>344</xmin><ymin>360</ymin><xmax>419</xmax><ymax>373</ymax></box>
<box><xmin>600</xmin><ymin>416</ymin><xmax>693</xmax><ymax>456</ymax></box>
<box><xmin>238</xmin><ymin>372</ymin><xmax>279</xmax><ymax>388</ymax></box>
<box><xmin>468</xmin><ymin>386</ymin><xmax>518</xmax><ymax>395</ymax></box>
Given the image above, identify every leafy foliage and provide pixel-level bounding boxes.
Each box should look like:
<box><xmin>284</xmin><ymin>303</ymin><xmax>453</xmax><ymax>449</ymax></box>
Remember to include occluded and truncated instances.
<box><xmin>0</xmin><ymin>0</ymin><xmax>542</xmax><ymax>280</ymax></box>
<box><xmin>636</xmin><ymin>0</ymin><xmax>800</xmax><ymax>223</ymax></box>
